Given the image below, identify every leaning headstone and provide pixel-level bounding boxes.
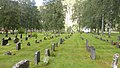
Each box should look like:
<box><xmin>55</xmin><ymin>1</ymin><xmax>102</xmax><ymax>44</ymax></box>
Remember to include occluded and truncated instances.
<box><xmin>16</xmin><ymin>42</ymin><xmax>21</xmax><ymax>50</ymax></box>
<box><xmin>111</xmin><ymin>53</ymin><xmax>119</xmax><ymax>68</ymax></box>
<box><xmin>27</xmin><ymin>42</ymin><xmax>30</xmax><ymax>46</ymax></box>
<box><xmin>12</xmin><ymin>60</ymin><xmax>29</xmax><ymax>68</ymax></box>
<box><xmin>45</xmin><ymin>49</ymin><xmax>50</xmax><ymax>56</ymax></box>
<box><xmin>90</xmin><ymin>46</ymin><xmax>96</xmax><ymax>60</ymax></box>
<box><xmin>51</xmin><ymin>43</ymin><xmax>55</xmax><ymax>51</ymax></box>
<box><xmin>35</xmin><ymin>51</ymin><xmax>40</xmax><ymax>65</ymax></box>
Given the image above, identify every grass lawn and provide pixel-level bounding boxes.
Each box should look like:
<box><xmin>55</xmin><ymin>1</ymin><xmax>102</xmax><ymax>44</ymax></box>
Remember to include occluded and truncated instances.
<box><xmin>0</xmin><ymin>33</ymin><xmax>120</xmax><ymax>68</ymax></box>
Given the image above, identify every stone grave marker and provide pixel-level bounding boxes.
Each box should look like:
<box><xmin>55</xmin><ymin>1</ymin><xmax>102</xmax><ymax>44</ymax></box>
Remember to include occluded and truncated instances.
<box><xmin>12</xmin><ymin>60</ymin><xmax>29</xmax><ymax>68</ymax></box>
<box><xmin>14</xmin><ymin>37</ymin><xmax>19</xmax><ymax>43</ymax></box>
<box><xmin>1</xmin><ymin>38</ymin><xmax>8</xmax><ymax>46</ymax></box>
<box><xmin>25</xmin><ymin>37</ymin><xmax>28</xmax><ymax>41</ymax></box>
<box><xmin>16</xmin><ymin>42</ymin><xmax>21</xmax><ymax>50</ymax></box>
<box><xmin>59</xmin><ymin>38</ymin><xmax>63</xmax><ymax>44</ymax></box>
<box><xmin>51</xmin><ymin>43</ymin><xmax>55</xmax><ymax>51</ymax></box>
<box><xmin>27</xmin><ymin>42</ymin><xmax>30</xmax><ymax>46</ymax></box>
<box><xmin>20</xmin><ymin>34</ymin><xmax>22</xmax><ymax>39</ymax></box>
<box><xmin>4</xmin><ymin>51</ymin><xmax>12</xmax><ymax>55</ymax></box>
<box><xmin>118</xmin><ymin>36</ymin><xmax>120</xmax><ymax>40</ymax></box>
<box><xmin>35</xmin><ymin>51</ymin><xmax>40</xmax><ymax>65</ymax></box>
<box><xmin>111</xmin><ymin>53</ymin><xmax>119</xmax><ymax>68</ymax></box>
<box><xmin>55</xmin><ymin>42</ymin><xmax>58</xmax><ymax>47</ymax></box>
<box><xmin>90</xmin><ymin>46</ymin><xmax>96</xmax><ymax>60</ymax></box>
<box><xmin>116</xmin><ymin>42</ymin><xmax>120</xmax><ymax>48</ymax></box>
<box><xmin>45</xmin><ymin>49</ymin><xmax>50</xmax><ymax>56</ymax></box>
<box><xmin>8</xmin><ymin>37</ymin><xmax>12</xmax><ymax>40</ymax></box>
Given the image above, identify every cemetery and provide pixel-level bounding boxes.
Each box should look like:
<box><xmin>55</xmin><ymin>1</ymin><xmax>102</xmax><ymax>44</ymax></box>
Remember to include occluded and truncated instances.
<box><xmin>0</xmin><ymin>0</ymin><xmax>120</xmax><ymax>68</ymax></box>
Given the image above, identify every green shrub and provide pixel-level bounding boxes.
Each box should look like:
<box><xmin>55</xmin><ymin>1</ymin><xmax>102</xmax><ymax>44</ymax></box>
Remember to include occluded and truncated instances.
<box><xmin>18</xmin><ymin>28</ymin><xmax>25</xmax><ymax>34</ymax></box>
<box><xmin>32</xmin><ymin>33</ymin><xmax>38</xmax><ymax>38</ymax></box>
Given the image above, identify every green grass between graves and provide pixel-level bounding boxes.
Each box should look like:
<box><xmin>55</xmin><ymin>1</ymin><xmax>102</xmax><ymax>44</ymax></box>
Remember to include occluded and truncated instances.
<box><xmin>0</xmin><ymin>33</ymin><xmax>120</xmax><ymax>68</ymax></box>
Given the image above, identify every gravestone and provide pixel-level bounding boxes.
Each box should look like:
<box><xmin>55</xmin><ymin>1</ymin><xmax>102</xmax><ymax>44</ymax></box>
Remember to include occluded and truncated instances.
<box><xmin>25</xmin><ymin>37</ymin><xmax>28</xmax><ymax>41</ymax></box>
<box><xmin>86</xmin><ymin>39</ymin><xmax>89</xmax><ymax>51</ymax></box>
<box><xmin>44</xmin><ymin>37</ymin><xmax>47</xmax><ymax>40</ymax></box>
<box><xmin>111</xmin><ymin>53</ymin><xmax>119</xmax><ymax>68</ymax></box>
<box><xmin>118</xmin><ymin>36</ymin><xmax>120</xmax><ymax>40</ymax></box>
<box><xmin>14</xmin><ymin>37</ymin><xmax>19</xmax><ymax>43</ymax></box>
<box><xmin>39</xmin><ymin>40</ymin><xmax>42</xmax><ymax>42</ymax></box>
<box><xmin>12</xmin><ymin>60</ymin><xmax>29</xmax><ymax>68</ymax></box>
<box><xmin>51</xmin><ymin>43</ymin><xmax>55</xmax><ymax>51</ymax></box>
<box><xmin>59</xmin><ymin>38</ymin><xmax>63</xmax><ymax>44</ymax></box>
<box><xmin>55</xmin><ymin>42</ymin><xmax>58</xmax><ymax>47</ymax></box>
<box><xmin>116</xmin><ymin>42</ymin><xmax>120</xmax><ymax>48</ymax></box>
<box><xmin>5</xmin><ymin>34</ymin><xmax>8</xmax><ymax>37</ymax></box>
<box><xmin>4</xmin><ymin>51</ymin><xmax>12</xmax><ymax>55</ymax></box>
<box><xmin>16</xmin><ymin>42</ymin><xmax>21</xmax><ymax>50</ymax></box>
<box><xmin>90</xmin><ymin>46</ymin><xmax>96</xmax><ymax>60</ymax></box>
<box><xmin>35</xmin><ymin>51</ymin><xmax>40</xmax><ymax>65</ymax></box>
<box><xmin>20</xmin><ymin>34</ymin><xmax>22</xmax><ymax>38</ymax></box>
<box><xmin>27</xmin><ymin>42</ymin><xmax>30</xmax><ymax>46</ymax></box>
<box><xmin>8</xmin><ymin>37</ymin><xmax>12</xmax><ymax>40</ymax></box>
<box><xmin>28</xmin><ymin>34</ymin><xmax>31</xmax><ymax>37</ymax></box>
<box><xmin>1</xmin><ymin>38</ymin><xmax>8</xmax><ymax>46</ymax></box>
<box><xmin>45</xmin><ymin>49</ymin><xmax>50</xmax><ymax>56</ymax></box>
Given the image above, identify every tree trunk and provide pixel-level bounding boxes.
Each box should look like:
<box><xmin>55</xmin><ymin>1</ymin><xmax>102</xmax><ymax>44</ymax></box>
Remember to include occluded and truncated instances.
<box><xmin>108</xmin><ymin>23</ymin><xmax>112</xmax><ymax>38</ymax></box>
<box><xmin>101</xmin><ymin>15</ymin><xmax>104</xmax><ymax>36</ymax></box>
<box><xmin>12</xmin><ymin>29</ymin><xmax>14</xmax><ymax>35</ymax></box>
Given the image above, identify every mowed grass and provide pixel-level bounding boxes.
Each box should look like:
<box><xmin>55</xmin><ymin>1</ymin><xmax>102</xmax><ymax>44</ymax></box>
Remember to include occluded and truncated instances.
<box><xmin>0</xmin><ymin>33</ymin><xmax>120</xmax><ymax>68</ymax></box>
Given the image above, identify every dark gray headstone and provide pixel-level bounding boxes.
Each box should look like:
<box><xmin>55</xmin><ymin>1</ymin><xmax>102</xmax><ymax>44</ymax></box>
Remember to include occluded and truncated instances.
<box><xmin>90</xmin><ymin>46</ymin><xmax>96</xmax><ymax>60</ymax></box>
<box><xmin>51</xmin><ymin>43</ymin><xmax>55</xmax><ymax>51</ymax></box>
<box><xmin>55</xmin><ymin>42</ymin><xmax>58</xmax><ymax>47</ymax></box>
<box><xmin>45</xmin><ymin>49</ymin><xmax>50</xmax><ymax>56</ymax></box>
<box><xmin>116</xmin><ymin>42</ymin><xmax>120</xmax><ymax>48</ymax></box>
<box><xmin>27</xmin><ymin>42</ymin><xmax>30</xmax><ymax>46</ymax></box>
<box><xmin>4</xmin><ymin>51</ymin><xmax>12</xmax><ymax>55</ymax></box>
<box><xmin>16</xmin><ymin>42</ymin><xmax>21</xmax><ymax>50</ymax></box>
<box><xmin>59</xmin><ymin>38</ymin><xmax>63</xmax><ymax>44</ymax></box>
<box><xmin>35</xmin><ymin>51</ymin><xmax>40</xmax><ymax>65</ymax></box>
<box><xmin>8</xmin><ymin>37</ymin><xmax>12</xmax><ymax>40</ymax></box>
<box><xmin>44</xmin><ymin>37</ymin><xmax>47</xmax><ymax>40</ymax></box>
<box><xmin>1</xmin><ymin>38</ymin><xmax>8</xmax><ymax>46</ymax></box>
<box><xmin>14</xmin><ymin>38</ymin><xmax>19</xmax><ymax>43</ymax></box>
<box><xmin>118</xmin><ymin>36</ymin><xmax>120</xmax><ymax>40</ymax></box>
<box><xmin>20</xmin><ymin>34</ymin><xmax>22</xmax><ymax>39</ymax></box>
<box><xmin>12</xmin><ymin>60</ymin><xmax>29</xmax><ymax>68</ymax></box>
<box><xmin>25</xmin><ymin>37</ymin><xmax>28</xmax><ymax>41</ymax></box>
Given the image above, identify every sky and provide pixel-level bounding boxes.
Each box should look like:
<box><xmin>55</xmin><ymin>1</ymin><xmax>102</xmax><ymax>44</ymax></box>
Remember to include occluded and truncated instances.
<box><xmin>35</xmin><ymin>0</ymin><xmax>43</xmax><ymax>6</ymax></box>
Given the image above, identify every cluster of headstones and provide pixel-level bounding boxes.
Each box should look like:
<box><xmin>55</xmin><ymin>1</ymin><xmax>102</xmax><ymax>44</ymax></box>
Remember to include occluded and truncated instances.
<box><xmin>12</xmin><ymin>33</ymin><xmax>72</xmax><ymax>67</ymax></box>
<box><xmin>86</xmin><ymin>39</ymin><xmax>96</xmax><ymax>60</ymax></box>
<box><xmin>93</xmin><ymin>35</ymin><xmax>120</xmax><ymax>48</ymax></box>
